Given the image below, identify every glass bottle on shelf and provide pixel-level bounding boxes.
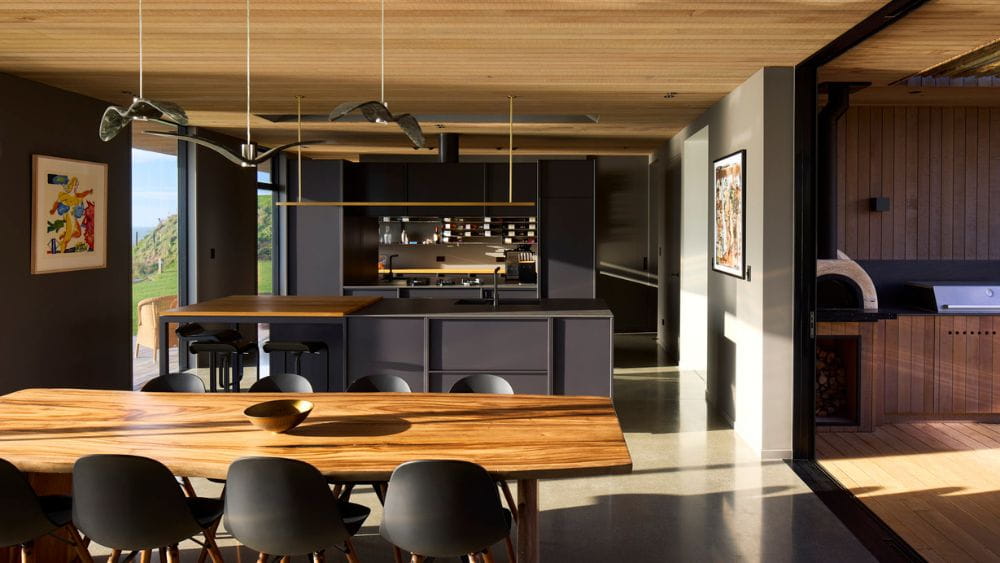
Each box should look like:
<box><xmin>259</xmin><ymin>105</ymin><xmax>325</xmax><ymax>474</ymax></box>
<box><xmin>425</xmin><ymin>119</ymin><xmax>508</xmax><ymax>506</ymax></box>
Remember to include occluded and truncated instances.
<box><xmin>383</xmin><ymin>224</ymin><xmax>392</xmax><ymax>244</ymax></box>
<box><xmin>433</xmin><ymin>226</ymin><xmax>440</xmax><ymax>244</ymax></box>
<box><xmin>400</xmin><ymin>225</ymin><xmax>409</xmax><ymax>244</ymax></box>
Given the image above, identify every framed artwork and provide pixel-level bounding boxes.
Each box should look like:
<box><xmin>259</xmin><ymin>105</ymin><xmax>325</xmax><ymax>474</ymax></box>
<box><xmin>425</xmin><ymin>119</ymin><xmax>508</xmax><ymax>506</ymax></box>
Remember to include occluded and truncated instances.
<box><xmin>31</xmin><ymin>155</ymin><xmax>108</xmax><ymax>274</ymax></box>
<box><xmin>712</xmin><ymin>150</ymin><xmax>746</xmax><ymax>279</ymax></box>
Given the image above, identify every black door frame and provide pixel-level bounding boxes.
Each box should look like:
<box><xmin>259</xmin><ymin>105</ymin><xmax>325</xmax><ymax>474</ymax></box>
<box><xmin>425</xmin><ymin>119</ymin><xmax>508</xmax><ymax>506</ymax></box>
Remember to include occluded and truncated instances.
<box><xmin>791</xmin><ymin>0</ymin><xmax>929</xmax><ymax>459</ymax></box>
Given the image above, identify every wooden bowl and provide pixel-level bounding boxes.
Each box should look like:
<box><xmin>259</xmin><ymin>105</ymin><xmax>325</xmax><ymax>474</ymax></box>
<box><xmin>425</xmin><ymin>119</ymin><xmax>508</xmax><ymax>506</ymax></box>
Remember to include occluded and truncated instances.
<box><xmin>244</xmin><ymin>399</ymin><xmax>314</xmax><ymax>433</ymax></box>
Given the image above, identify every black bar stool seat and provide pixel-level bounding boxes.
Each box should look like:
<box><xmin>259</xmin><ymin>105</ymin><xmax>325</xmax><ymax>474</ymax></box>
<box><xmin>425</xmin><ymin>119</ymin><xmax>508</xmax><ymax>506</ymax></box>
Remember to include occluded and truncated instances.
<box><xmin>263</xmin><ymin>340</ymin><xmax>328</xmax><ymax>377</ymax></box>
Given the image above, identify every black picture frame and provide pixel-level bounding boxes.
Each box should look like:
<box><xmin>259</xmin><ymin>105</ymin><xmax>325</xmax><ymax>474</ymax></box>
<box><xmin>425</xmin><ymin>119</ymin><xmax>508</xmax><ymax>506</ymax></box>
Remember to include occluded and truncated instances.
<box><xmin>712</xmin><ymin>149</ymin><xmax>747</xmax><ymax>279</ymax></box>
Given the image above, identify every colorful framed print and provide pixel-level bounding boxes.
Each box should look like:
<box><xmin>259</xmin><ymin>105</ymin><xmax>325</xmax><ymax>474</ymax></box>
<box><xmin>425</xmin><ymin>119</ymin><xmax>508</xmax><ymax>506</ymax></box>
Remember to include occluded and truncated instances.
<box><xmin>712</xmin><ymin>150</ymin><xmax>746</xmax><ymax>279</ymax></box>
<box><xmin>31</xmin><ymin>155</ymin><xmax>108</xmax><ymax>274</ymax></box>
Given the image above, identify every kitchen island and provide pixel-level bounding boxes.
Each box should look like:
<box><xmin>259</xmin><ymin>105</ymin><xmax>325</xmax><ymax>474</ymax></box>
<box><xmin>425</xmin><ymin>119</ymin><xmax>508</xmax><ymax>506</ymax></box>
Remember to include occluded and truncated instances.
<box><xmin>163</xmin><ymin>296</ymin><xmax>614</xmax><ymax>396</ymax></box>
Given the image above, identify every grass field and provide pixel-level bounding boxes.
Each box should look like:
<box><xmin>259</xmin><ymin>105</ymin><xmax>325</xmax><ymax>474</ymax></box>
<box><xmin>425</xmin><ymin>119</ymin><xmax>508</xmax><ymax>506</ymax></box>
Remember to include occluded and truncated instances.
<box><xmin>131</xmin><ymin>259</ymin><xmax>273</xmax><ymax>334</ymax></box>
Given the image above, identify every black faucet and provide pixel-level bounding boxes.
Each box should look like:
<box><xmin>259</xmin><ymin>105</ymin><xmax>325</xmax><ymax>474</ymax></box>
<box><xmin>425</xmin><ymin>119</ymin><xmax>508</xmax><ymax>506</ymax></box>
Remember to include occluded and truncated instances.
<box><xmin>492</xmin><ymin>266</ymin><xmax>501</xmax><ymax>308</ymax></box>
<box><xmin>384</xmin><ymin>254</ymin><xmax>399</xmax><ymax>281</ymax></box>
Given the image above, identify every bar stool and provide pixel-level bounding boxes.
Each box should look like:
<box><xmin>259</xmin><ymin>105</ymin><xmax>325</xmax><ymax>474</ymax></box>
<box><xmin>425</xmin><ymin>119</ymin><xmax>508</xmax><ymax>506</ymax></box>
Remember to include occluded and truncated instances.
<box><xmin>174</xmin><ymin>323</ymin><xmax>240</xmax><ymax>371</ymax></box>
<box><xmin>263</xmin><ymin>340</ymin><xmax>328</xmax><ymax>376</ymax></box>
<box><xmin>189</xmin><ymin>338</ymin><xmax>258</xmax><ymax>392</ymax></box>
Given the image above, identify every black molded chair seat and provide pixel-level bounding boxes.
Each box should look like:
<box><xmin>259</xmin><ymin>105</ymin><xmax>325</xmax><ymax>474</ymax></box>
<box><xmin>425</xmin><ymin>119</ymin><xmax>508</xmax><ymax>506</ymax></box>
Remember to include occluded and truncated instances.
<box><xmin>36</xmin><ymin>495</ymin><xmax>73</xmax><ymax>527</ymax></box>
<box><xmin>72</xmin><ymin>454</ymin><xmax>224</xmax><ymax>558</ymax></box>
<box><xmin>347</xmin><ymin>374</ymin><xmax>412</xmax><ymax>393</ymax></box>
<box><xmin>248</xmin><ymin>373</ymin><xmax>313</xmax><ymax>393</ymax></box>
<box><xmin>141</xmin><ymin>372</ymin><xmax>206</xmax><ymax>393</ymax></box>
<box><xmin>225</xmin><ymin>457</ymin><xmax>368</xmax><ymax>560</ymax></box>
<box><xmin>449</xmin><ymin>374</ymin><xmax>515</xmax><ymax>395</ymax></box>
<box><xmin>381</xmin><ymin>460</ymin><xmax>513</xmax><ymax>560</ymax></box>
<box><xmin>263</xmin><ymin>340</ymin><xmax>326</xmax><ymax>354</ymax></box>
<box><xmin>187</xmin><ymin>497</ymin><xmax>225</xmax><ymax>529</ymax></box>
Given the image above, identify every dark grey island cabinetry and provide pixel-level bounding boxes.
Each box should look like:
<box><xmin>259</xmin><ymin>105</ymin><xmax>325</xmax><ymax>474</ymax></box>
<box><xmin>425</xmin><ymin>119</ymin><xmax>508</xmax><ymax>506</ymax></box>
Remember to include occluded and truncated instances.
<box><xmin>346</xmin><ymin>298</ymin><xmax>614</xmax><ymax>396</ymax></box>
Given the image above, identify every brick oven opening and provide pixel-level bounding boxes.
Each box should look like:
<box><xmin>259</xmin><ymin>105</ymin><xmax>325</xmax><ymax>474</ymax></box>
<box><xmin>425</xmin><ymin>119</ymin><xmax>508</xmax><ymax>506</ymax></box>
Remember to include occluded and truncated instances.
<box><xmin>816</xmin><ymin>335</ymin><xmax>861</xmax><ymax>426</ymax></box>
<box><xmin>817</xmin><ymin>274</ymin><xmax>864</xmax><ymax>309</ymax></box>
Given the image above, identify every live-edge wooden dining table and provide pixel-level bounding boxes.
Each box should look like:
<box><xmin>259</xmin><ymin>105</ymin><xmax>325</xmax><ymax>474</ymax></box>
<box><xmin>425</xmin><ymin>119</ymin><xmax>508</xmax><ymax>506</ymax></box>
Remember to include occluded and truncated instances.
<box><xmin>0</xmin><ymin>388</ymin><xmax>632</xmax><ymax>563</ymax></box>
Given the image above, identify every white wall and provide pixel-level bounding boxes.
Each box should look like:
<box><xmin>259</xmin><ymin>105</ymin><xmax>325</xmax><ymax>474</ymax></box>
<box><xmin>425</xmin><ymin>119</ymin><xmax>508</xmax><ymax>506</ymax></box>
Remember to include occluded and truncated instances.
<box><xmin>679</xmin><ymin>127</ymin><xmax>709</xmax><ymax>374</ymax></box>
<box><xmin>655</xmin><ymin>67</ymin><xmax>796</xmax><ymax>459</ymax></box>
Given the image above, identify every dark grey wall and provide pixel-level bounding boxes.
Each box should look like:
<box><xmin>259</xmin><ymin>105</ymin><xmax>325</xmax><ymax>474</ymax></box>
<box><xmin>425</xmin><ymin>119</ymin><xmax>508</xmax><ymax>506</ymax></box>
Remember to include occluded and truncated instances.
<box><xmin>0</xmin><ymin>72</ymin><xmax>132</xmax><ymax>394</ymax></box>
<box><xmin>595</xmin><ymin>156</ymin><xmax>656</xmax><ymax>332</ymax></box>
<box><xmin>188</xmin><ymin>129</ymin><xmax>258</xmax><ymax>301</ymax></box>
<box><xmin>287</xmin><ymin>158</ymin><xmax>344</xmax><ymax>295</ymax></box>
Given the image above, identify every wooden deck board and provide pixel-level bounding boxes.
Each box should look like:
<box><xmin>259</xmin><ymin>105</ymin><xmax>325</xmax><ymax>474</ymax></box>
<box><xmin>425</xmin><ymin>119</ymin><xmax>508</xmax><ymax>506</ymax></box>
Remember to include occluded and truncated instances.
<box><xmin>819</xmin><ymin>422</ymin><xmax>1000</xmax><ymax>562</ymax></box>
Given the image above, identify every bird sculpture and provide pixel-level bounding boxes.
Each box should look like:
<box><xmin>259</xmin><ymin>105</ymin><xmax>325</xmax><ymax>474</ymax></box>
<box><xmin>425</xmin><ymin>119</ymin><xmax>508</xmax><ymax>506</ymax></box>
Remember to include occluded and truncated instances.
<box><xmin>329</xmin><ymin>101</ymin><xmax>425</xmax><ymax>148</ymax></box>
<box><xmin>99</xmin><ymin>97</ymin><xmax>188</xmax><ymax>142</ymax></box>
<box><xmin>143</xmin><ymin>130</ymin><xmax>325</xmax><ymax>168</ymax></box>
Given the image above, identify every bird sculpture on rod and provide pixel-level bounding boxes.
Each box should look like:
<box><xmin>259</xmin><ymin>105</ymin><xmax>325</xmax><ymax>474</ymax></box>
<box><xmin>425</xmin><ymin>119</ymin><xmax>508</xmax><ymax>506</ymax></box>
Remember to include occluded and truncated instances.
<box><xmin>98</xmin><ymin>0</ymin><xmax>189</xmax><ymax>141</ymax></box>
<box><xmin>328</xmin><ymin>0</ymin><xmax>426</xmax><ymax>149</ymax></box>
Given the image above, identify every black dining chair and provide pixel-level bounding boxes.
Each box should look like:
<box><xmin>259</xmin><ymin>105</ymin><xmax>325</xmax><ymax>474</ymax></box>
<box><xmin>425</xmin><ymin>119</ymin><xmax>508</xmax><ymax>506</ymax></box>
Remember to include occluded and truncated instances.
<box><xmin>347</xmin><ymin>374</ymin><xmax>412</xmax><ymax>393</ymax></box>
<box><xmin>225</xmin><ymin>457</ymin><xmax>369</xmax><ymax>563</ymax></box>
<box><xmin>448</xmin><ymin>374</ymin><xmax>519</xmax><ymax>522</ymax></box>
<box><xmin>248</xmin><ymin>372</ymin><xmax>314</xmax><ymax>393</ymax></box>
<box><xmin>449</xmin><ymin>374</ymin><xmax>515</xmax><ymax>395</ymax></box>
<box><xmin>140</xmin><ymin>373</ymin><xmax>209</xmax><ymax>495</ymax></box>
<box><xmin>72</xmin><ymin>454</ymin><xmax>225</xmax><ymax>563</ymax></box>
<box><xmin>140</xmin><ymin>372</ymin><xmax>207</xmax><ymax>393</ymax></box>
<box><xmin>381</xmin><ymin>460</ymin><xmax>514</xmax><ymax>563</ymax></box>
<box><xmin>0</xmin><ymin>458</ymin><xmax>91</xmax><ymax>563</ymax></box>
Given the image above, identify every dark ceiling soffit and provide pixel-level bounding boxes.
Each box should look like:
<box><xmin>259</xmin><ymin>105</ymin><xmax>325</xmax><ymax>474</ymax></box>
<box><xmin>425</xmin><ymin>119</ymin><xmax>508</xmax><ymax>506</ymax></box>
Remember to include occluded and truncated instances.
<box><xmin>258</xmin><ymin>114</ymin><xmax>600</xmax><ymax>124</ymax></box>
<box><xmin>800</xmin><ymin>0</ymin><xmax>931</xmax><ymax>69</ymax></box>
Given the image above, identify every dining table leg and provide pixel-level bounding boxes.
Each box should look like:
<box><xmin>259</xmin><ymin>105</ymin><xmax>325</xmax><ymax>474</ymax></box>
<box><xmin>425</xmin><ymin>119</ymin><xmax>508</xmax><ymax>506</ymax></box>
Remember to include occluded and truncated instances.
<box><xmin>516</xmin><ymin>478</ymin><xmax>538</xmax><ymax>563</ymax></box>
<box><xmin>158</xmin><ymin>319</ymin><xmax>170</xmax><ymax>376</ymax></box>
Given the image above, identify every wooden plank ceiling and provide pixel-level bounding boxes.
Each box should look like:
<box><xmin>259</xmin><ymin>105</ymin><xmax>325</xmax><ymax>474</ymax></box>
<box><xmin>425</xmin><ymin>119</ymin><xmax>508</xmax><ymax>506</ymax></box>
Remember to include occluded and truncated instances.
<box><xmin>819</xmin><ymin>0</ymin><xmax>1000</xmax><ymax>107</ymax></box>
<box><xmin>0</xmin><ymin>1</ymin><xmax>885</xmax><ymax>158</ymax></box>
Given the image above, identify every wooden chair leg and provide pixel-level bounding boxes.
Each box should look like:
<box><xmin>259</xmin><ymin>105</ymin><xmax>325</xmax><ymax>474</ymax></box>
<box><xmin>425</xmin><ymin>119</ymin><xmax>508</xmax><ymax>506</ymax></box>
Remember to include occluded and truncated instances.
<box><xmin>65</xmin><ymin>524</ymin><xmax>94</xmax><ymax>563</ymax></box>
<box><xmin>480</xmin><ymin>548</ymin><xmax>495</xmax><ymax>563</ymax></box>
<box><xmin>331</xmin><ymin>483</ymin><xmax>343</xmax><ymax>498</ymax></box>
<box><xmin>343</xmin><ymin>538</ymin><xmax>360</xmax><ymax>563</ymax></box>
<box><xmin>498</xmin><ymin>481</ymin><xmax>518</xmax><ymax>522</ymax></box>
<box><xmin>256</xmin><ymin>554</ymin><xmax>268</xmax><ymax>563</ymax></box>
<box><xmin>106</xmin><ymin>550</ymin><xmax>120</xmax><ymax>563</ymax></box>
<box><xmin>409</xmin><ymin>555</ymin><xmax>425</xmax><ymax>563</ymax></box>
<box><xmin>139</xmin><ymin>551</ymin><xmax>151</xmax><ymax>563</ymax></box>
<box><xmin>392</xmin><ymin>545</ymin><xmax>404</xmax><ymax>563</ymax></box>
<box><xmin>180</xmin><ymin>476</ymin><xmax>198</xmax><ymax>498</ymax></box>
<box><xmin>198</xmin><ymin>518</ymin><xmax>223</xmax><ymax>563</ymax></box>
<box><xmin>19</xmin><ymin>541</ymin><xmax>33</xmax><ymax>563</ymax></box>
<box><xmin>310</xmin><ymin>550</ymin><xmax>326</xmax><ymax>563</ymax></box>
<box><xmin>504</xmin><ymin>534</ymin><xmax>516</xmax><ymax>563</ymax></box>
<box><xmin>158</xmin><ymin>549</ymin><xmax>167</xmax><ymax>563</ymax></box>
<box><xmin>166</xmin><ymin>546</ymin><xmax>180</xmax><ymax>563</ymax></box>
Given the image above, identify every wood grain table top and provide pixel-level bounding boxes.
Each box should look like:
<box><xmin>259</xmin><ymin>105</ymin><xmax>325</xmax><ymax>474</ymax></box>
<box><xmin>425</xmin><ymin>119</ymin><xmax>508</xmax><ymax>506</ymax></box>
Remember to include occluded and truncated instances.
<box><xmin>0</xmin><ymin>389</ymin><xmax>632</xmax><ymax>481</ymax></box>
<box><xmin>161</xmin><ymin>295</ymin><xmax>382</xmax><ymax>318</ymax></box>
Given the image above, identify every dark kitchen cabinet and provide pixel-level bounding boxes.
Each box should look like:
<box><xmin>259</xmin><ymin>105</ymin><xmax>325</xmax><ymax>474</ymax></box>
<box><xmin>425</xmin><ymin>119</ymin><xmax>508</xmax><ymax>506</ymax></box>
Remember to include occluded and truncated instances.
<box><xmin>407</xmin><ymin>163</ymin><xmax>485</xmax><ymax>217</ymax></box>
<box><xmin>344</xmin><ymin>163</ymin><xmax>407</xmax><ymax>216</ymax></box>
<box><xmin>539</xmin><ymin>160</ymin><xmax>596</xmax><ymax>298</ymax></box>
<box><xmin>486</xmin><ymin>163</ymin><xmax>538</xmax><ymax>216</ymax></box>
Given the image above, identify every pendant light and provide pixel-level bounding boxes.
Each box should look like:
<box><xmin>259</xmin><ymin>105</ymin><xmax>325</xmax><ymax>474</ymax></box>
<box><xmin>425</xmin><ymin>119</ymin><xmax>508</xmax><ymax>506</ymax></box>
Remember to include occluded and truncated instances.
<box><xmin>328</xmin><ymin>0</ymin><xmax>426</xmax><ymax>148</ymax></box>
<box><xmin>146</xmin><ymin>0</ymin><xmax>323</xmax><ymax>167</ymax></box>
<box><xmin>508</xmin><ymin>95</ymin><xmax>515</xmax><ymax>202</ymax></box>
<box><xmin>99</xmin><ymin>0</ymin><xmax>188</xmax><ymax>141</ymax></box>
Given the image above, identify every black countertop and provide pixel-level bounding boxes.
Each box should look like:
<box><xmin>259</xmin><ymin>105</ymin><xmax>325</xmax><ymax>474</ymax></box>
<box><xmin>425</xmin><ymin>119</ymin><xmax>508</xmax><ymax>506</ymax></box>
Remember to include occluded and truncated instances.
<box><xmin>350</xmin><ymin>297</ymin><xmax>613</xmax><ymax>318</ymax></box>
<box><xmin>817</xmin><ymin>306</ymin><xmax>999</xmax><ymax>322</ymax></box>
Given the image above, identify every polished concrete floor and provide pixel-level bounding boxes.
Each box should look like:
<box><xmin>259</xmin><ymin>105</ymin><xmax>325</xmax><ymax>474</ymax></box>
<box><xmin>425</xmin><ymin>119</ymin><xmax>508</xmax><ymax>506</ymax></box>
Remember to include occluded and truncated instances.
<box><xmin>115</xmin><ymin>333</ymin><xmax>873</xmax><ymax>561</ymax></box>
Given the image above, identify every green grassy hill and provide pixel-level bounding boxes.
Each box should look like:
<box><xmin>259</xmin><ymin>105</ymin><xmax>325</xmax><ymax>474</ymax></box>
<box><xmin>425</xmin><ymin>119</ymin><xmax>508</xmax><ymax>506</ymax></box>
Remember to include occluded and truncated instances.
<box><xmin>133</xmin><ymin>214</ymin><xmax>178</xmax><ymax>280</ymax></box>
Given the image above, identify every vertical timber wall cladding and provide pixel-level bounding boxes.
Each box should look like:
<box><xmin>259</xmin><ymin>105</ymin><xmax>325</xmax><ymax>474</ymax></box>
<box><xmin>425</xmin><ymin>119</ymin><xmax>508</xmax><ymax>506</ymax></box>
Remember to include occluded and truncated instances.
<box><xmin>0</xmin><ymin>73</ymin><xmax>132</xmax><ymax>393</ymax></box>
<box><xmin>835</xmin><ymin>106</ymin><xmax>1000</xmax><ymax>260</ymax></box>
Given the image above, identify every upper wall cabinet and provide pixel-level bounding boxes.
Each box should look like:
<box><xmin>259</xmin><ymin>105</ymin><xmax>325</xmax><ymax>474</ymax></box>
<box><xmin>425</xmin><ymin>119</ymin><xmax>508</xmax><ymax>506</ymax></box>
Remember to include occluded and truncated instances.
<box><xmin>407</xmin><ymin>163</ymin><xmax>486</xmax><ymax>217</ymax></box>
<box><xmin>486</xmin><ymin>163</ymin><xmax>538</xmax><ymax>216</ymax></box>
<box><xmin>344</xmin><ymin>163</ymin><xmax>407</xmax><ymax>217</ymax></box>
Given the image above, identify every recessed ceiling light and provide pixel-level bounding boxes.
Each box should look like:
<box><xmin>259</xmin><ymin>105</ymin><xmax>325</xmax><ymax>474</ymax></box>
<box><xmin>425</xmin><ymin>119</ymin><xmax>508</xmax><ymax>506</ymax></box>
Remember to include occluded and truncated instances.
<box><xmin>663</xmin><ymin>92</ymin><xmax>678</xmax><ymax>99</ymax></box>
<box><xmin>908</xmin><ymin>90</ymin><xmax>922</xmax><ymax>95</ymax></box>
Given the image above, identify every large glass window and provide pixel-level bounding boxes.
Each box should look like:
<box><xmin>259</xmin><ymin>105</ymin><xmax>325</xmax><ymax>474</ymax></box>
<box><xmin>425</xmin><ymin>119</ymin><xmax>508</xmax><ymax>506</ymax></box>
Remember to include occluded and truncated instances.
<box><xmin>257</xmin><ymin>158</ymin><xmax>275</xmax><ymax>295</ymax></box>
<box><xmin>131</xmin><ymin>135</ymin><xmax>179</xmax><ymax>388</ymax></box>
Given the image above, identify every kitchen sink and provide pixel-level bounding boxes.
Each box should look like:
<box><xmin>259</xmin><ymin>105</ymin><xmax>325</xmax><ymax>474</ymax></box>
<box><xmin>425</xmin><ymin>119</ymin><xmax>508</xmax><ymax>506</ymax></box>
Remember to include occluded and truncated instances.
<box><xmin>454</xmin><ymin>298</ymin><xmax>543</xmax><ymax>306</ymax></box>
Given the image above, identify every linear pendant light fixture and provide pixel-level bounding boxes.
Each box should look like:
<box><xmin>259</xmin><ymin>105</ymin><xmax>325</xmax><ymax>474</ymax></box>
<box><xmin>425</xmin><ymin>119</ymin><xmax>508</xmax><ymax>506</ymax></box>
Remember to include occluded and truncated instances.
<box><xmin>145</xmin><ymin>0</ymin><xmax>323</xmax><ymax>167</ymax></box>
<box><xmin>327</xmin><ymin>0</ymin><xmax>426</xmax><ymax>148</ymax></box>
<box><xmin>99</xmin><ymin>0</ymin><xmax>188</xmax><ymax>141</ymax></box>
